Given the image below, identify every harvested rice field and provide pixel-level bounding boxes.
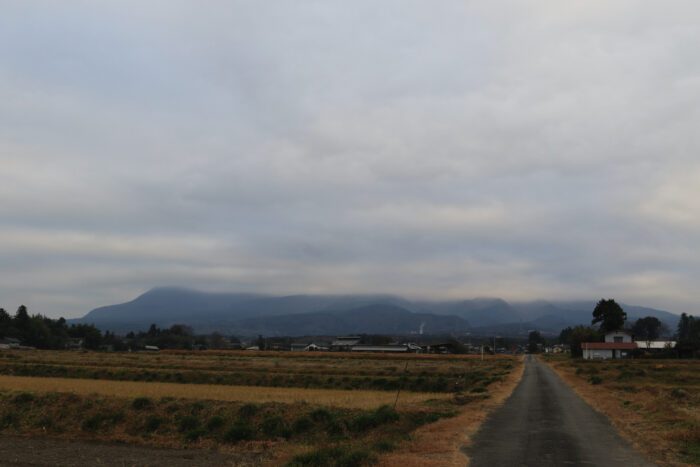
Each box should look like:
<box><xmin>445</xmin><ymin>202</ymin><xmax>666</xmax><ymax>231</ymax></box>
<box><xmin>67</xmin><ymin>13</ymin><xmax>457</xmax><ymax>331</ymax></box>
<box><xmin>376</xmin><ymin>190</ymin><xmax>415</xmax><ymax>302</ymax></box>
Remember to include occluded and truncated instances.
<box><xmin>0</xmin><ymin>350</ymin><xmax>517</xmax><ymax>394</ymax></box>
<box><xmin>0</xmin><ymin>350</ymin><xmax>524</xmax><ymax>466</ymax></box>
<box><xmin>0</xmin><ymin>375</ymin><xmax>450</xmax><ymax>408</ymax></box>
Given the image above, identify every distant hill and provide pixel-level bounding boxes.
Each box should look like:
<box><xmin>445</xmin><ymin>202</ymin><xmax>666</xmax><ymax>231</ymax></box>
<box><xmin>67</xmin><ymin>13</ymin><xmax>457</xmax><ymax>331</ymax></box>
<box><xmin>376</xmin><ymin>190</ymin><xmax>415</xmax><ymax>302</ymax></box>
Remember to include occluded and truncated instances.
<box><xmin>71</xmin><ymin>287</ymin><xmax>680</xmax><ymax>337</ymax></box>
<box><xmin>232</xmin><ymin>304</ymin><xmax>469</xmax><ymax>336</ymax></box>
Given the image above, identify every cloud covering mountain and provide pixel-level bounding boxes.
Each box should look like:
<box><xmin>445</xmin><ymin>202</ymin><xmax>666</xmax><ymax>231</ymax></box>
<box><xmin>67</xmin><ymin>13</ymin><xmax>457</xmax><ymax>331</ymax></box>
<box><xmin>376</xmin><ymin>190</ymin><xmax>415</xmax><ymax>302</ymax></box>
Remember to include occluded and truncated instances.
<box><xmin>72</xmin><ymin>287</ymin><xmax>678</xmax><ymax>337</ymax></box>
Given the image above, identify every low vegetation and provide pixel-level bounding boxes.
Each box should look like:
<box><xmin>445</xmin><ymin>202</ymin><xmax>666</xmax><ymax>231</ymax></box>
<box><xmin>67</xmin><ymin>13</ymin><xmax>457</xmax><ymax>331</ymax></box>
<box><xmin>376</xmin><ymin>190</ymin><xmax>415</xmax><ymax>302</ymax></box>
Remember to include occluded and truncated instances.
<box><xmin>0</xmin><ymin>350</ymin><xmax>522</xmax><ymax>465</ymax></box>
<box><xmin>543</xmin><ymin>355</ymin><xmax>700</xmax><ymax>466</ymax></box>
<box><xmin>0</xmin><ymin>389</ymin><xmax>461</xmax><ymax>463</ymax></box>
<box><xmin>0</xmin><ymin>349</ymin><xmax>515</xmax><ymax>394</ymax></box>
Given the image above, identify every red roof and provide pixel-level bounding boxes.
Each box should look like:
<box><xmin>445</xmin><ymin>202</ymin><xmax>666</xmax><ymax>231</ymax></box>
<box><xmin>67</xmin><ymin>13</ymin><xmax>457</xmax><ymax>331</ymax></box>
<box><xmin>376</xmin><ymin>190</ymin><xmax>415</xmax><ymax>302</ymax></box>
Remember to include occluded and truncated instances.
<box><xmin>581</xmin><ymin>342</ymin><xmax>637</xmax><ymax>350</ymax></box>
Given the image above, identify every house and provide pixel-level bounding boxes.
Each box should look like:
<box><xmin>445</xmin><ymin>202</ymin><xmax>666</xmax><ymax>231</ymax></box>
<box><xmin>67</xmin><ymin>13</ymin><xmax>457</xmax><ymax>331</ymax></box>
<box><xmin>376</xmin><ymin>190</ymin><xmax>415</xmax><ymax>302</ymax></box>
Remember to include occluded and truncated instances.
<box><xmin>291</xmin><ymin>343</ymin><xmax>329</xmax><ymax>352</ymax></box>
<box><xmin>581</xmin><ymin>330</ymin><xmax>637</xmax><ymax>359</ymax></box>
<box><xmin>350</xmin><ymin>344</ymin><xmax>410</xmax><ymax>353</ymax></box>
<box><xmin>330</xmin><ymin>336</ymin><xmax>361</xmax><ymax>351</ymax></box>
<box><xmin>0</xmin><ymin>337</ymin><xmax>20</xmax><ymax>350</ymax></box>
<box><xmin>635</xmin><ymin>340</ymin><xmax>676</xmax><ymax>351</ymax></box>
<box><xmin>66</xmin><ymin>338</ymin><xmax>83</xmax><ymax>350</ymax></box>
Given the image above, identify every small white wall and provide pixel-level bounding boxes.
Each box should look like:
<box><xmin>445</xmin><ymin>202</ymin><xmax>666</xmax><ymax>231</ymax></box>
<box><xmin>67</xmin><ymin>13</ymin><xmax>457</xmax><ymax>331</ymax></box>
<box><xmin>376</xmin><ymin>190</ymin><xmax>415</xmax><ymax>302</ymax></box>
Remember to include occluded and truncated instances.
<box><xmin>604</xmin><ymin>331</ymin><xmax>632</xmax><ymax>343</ymax></box>
<box><xmin>582</xmin><ymin>348</ymin><xmax>613</xmax><ymax>359</ymax></box>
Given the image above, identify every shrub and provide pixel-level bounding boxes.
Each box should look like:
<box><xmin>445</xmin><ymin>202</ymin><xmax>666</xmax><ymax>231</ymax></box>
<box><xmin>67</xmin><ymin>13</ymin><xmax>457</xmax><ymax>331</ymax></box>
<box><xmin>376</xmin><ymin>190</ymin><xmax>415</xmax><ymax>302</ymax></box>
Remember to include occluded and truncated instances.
<box><xmin>292</xmin><ymin>416</ymin><xmax>313</xmax><ymax>434</ymax></box>
<box><xmin>373</xmin><ymin>405</ymin><xmax>399</xmax><ymax>424</ymax></box>
<box><xmin>132</xmin><ymin>397</ymin><xmax>152</xmax><ymax>410</ymax></box>
<box><xmin>589</xmin><ymin>376</ymin><xmax>603</xmax><ymax>385</ymax></box>
<box><xmin>81</xmin><ymin>416</ymin><xmax>101</xmax><ymax>432</ymax></box>
<box><xmin>325</xmin><ymin>418</ymin><xmax>348</xmax><ymax>436</ymax></box>
<box><xmin>1</xmin><ymin>412</ymin><xmax>19</xmax><ymax>429</ymax></box>
<box><xmin>223</xmin><ymin>422</ymin><xmax>253</xmax><ymax>443</ymax></box>
<box><xmin>288</xmin><ymin>446</ymin><xmax>371</xmax><ymax>467</ymax></box>
<box><xmin>178</xmin><ymin>415</ymin><xmax>199</xmax><ymax>432</ymax></box>
<box><xmin>416</xmin><ymin>412</ymin><xmax>441</xmax><ymax>425</ymax></box>
<box><xmin>375</xmin><ymin>439</ymin><xmax>395</xmax><ymax>452</ymax></box>
<box><xmin>309</xmin><ymin>408</ymin><xmax>332</xmax><ymax>423</ymax></box>
<box><xmin>185</xmin><ymin>428</ymin><xmax>206</xmax><ymax>442</ymax></box>
<box><xmin>144</xmin><ymin>415</ymin><xmax>162</xmax><ymax>432</ymax></box>
<box><xmin>189</xmin><ymin>401</ymin><xmax>205</xmax><ymax>412</ymax></box>
<box><xmin>107</xmin><ymin>410</ymin><xmax>125</xmax><ymax>425</ymax></box>
<box><xmin>35</xmin><ymin>416</ymin><xmax>53</xmax><ymax>430</ymax></box>
<box><xmin>670</xmin><ymin>388</ymin><xmax>689</xmax><ymax>399</ymax></box>
<box><xmin>166</xmin><ymin>402</ymin><xmax>180</xmax><ymax>413</ymax></box>
<box><xmin>260</xmin><ymin>417</ymin><xmax>291</xmax><ymax>438</ymax></box>
<box><xmin>205</xmin><ymin>415</ymin><xmax>225</xmax><ymax>432</ymax></box>
<box><xmin>470</xmin><ymin>387</ymin><xmax>487</xmax><ymax>393</ymax></box>
<box><xmin>238</xmin><ymin>403</ymin><xmax>259</xmax><ymax>419</ymax></box>
<box><xmin>13</xmin><ymin>392</ymin><xmax>35</xmax><ymax>404</ymax></box>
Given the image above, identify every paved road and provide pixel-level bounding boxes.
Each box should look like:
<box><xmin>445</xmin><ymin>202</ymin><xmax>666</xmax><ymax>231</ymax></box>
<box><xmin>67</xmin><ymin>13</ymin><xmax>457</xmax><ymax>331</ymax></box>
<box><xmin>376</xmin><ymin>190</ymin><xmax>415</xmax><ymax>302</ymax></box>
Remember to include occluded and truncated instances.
<box><xmin>465</xmin><ymin>355</ymin><xmax>656</xmax><ymax>467</ymax></box>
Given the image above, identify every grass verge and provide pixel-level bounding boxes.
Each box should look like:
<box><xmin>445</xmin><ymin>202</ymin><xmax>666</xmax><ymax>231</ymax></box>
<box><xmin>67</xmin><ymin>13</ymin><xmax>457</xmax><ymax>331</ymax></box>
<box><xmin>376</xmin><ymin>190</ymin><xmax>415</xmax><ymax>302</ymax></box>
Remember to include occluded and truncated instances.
<box><xmin>542</xmin><ymin>355</ymin><xmax>700</xmax><ymax>467</ymax></box>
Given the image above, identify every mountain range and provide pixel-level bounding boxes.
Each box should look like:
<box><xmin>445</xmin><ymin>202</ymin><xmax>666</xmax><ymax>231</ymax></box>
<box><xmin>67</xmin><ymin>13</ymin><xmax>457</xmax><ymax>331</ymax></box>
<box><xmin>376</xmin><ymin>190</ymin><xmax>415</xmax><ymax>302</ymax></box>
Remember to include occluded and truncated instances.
<box><xmin>71</xmin><ymin>287</ymin><xmax>679</xmax><ymax>337</ymax></box>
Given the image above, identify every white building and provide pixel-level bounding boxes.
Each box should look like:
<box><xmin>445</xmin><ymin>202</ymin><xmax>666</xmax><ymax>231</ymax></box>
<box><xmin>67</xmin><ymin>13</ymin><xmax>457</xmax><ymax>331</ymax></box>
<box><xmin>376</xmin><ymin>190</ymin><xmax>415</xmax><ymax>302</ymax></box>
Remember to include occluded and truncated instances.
<box><xmin>634</xmin><ymin>340</ymin><xmax>676</xmax><ymax>350</ymax></box>
<box><xmin>581</xmin><ymin>330</ymin><xmax>637</xmax><ymax>359</ymax></box>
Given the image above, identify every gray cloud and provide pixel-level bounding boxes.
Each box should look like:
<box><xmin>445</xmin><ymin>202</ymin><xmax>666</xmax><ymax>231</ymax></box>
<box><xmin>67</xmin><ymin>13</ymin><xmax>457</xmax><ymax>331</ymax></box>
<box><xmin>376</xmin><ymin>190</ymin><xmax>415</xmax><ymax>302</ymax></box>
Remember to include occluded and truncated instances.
<box><xmin>2</xmin><ymin>1</ymin><xmax>700</xmax><ymax>318</ymax></box>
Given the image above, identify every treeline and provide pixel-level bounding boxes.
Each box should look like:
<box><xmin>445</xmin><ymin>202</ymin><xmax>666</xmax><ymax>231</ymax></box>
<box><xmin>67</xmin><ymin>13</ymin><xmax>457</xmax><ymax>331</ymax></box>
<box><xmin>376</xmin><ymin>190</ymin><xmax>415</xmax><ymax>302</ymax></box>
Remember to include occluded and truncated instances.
<box><xmin>558</xmin><ymin>311</ymin><xmax>700</xmax><ymax>358</ymax></box>
<box><xmin>0</xmin><ymin>306</ymin><xmax>236</xmax><ymax>351</ymax></box>
<box><xmin>122</xmin><ymin>324</ymin><xmax>237</xmax><ymax>350</ymax></box>
<box><xmin>0</xmin><ymin>306</ymin><xmax>102</xmax><ymax>349</ymax></box>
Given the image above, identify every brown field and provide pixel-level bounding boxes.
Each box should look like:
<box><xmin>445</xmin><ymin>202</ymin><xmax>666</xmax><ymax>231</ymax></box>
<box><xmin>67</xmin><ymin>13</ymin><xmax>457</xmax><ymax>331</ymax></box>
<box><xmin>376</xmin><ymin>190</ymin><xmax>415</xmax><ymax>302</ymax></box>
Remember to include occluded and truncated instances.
<box><xmin>542</xmin><ymin>355</ymin><xmax>700</xmax><ymax>467</ymax></box>
<box><xmin>0</xmin><ymin>375</ymin><xmax>449</xmax><ymax>409</ymax></box>
<box><xmin>0</xmin><ymin>350</ymin><xmax>525</xmax><ymax>466</ymax></box>
<box><xmin>0</xmin><ymin>349</ymin><xmax>517</xmax><ymax>394</ymax></box>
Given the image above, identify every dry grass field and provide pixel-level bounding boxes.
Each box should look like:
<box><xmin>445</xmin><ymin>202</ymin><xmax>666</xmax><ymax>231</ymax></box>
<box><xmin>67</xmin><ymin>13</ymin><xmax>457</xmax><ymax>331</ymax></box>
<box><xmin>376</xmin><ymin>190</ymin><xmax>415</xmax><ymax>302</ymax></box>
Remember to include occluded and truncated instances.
<box><xmin>0</xmin><ymin>375</ymin><xmax>450</xmax><ymax>408</ymax></box>
<box><xmin>542</xmin><ymin>355</ymin><xmax>700</xmax><ymax>467</ymax></box>
<box><xmin>0</xmin><ymin>350</ymin><xmax>524</xmax><ymax>466</ymax></box>
<box><xmin>0</xmin><ymin>350</ymin><xmax>514</xmax><ymax>394</ymax></box>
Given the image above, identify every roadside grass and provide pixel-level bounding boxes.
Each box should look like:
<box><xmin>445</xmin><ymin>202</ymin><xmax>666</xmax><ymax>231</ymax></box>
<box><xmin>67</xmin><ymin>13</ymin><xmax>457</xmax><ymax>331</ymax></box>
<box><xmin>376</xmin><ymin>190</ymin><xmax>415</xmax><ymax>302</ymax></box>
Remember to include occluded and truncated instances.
<box><xmin>542</xmin><ymin>355</ymin><xmax>700</xmax><ymax>467</ymax></box>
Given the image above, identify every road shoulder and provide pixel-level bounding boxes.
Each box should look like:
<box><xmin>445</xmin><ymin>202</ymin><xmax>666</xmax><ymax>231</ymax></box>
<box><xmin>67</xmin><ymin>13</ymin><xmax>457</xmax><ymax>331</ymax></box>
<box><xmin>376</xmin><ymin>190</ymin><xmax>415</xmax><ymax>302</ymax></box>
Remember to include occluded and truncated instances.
<box><xmin>542</xmin><ymin>356</ymin><xmax>691</xmax><ymax>467</ymax></box>
<box><xmin>378</xmin><ymin>356</ymin><xmax>526</xmax><ymax>467</ymax></box>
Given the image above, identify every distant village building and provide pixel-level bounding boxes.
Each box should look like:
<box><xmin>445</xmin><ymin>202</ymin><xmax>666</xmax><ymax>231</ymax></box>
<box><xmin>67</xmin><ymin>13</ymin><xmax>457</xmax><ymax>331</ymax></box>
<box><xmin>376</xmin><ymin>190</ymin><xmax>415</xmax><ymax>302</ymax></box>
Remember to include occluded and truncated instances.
<box><xmin>581</xmin><ymin>330</ymin><xmax>636</xmax><ymax>359</ymax></box>
<box><xmin>0</xmin><ymin>337</ymin><xmax>20</xmax><ymax>350</ymax></box>
<box><xmin>331</xmin><ymin>336</ymin><xmax>361</xmax><ymax>351</ymax></box>
<box><xmin>420</xmin><ymin>342</ymin><xmax>455</xmax><ymax>354</ymax></box>
<box><xmin>66</xmin><ymin>338</ymin><xmax>83</xmax><ymax>350</ymax></box>
<box><xmin>350</xmin><ymin>344</ymin><xmax>421</xmax><ymax>353</ymax></box>
<box><xmin>291</xmin><ymin>343</ymin><xmax>329</xmax><ymax>351</ymax></box>
<box><xmin>634</xmin><ymin>340</ymin><xmax>676</xmax><ymax>351</ymax></box>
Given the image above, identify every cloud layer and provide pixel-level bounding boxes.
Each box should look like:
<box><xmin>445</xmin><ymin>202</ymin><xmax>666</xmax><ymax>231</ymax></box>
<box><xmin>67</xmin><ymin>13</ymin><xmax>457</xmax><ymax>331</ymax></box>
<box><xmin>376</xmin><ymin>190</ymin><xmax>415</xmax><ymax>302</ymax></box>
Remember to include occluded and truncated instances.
<box><xmin>2</xmin><ymin>1</ymin><xmax>699</xmax><ymax>318</ymax></box>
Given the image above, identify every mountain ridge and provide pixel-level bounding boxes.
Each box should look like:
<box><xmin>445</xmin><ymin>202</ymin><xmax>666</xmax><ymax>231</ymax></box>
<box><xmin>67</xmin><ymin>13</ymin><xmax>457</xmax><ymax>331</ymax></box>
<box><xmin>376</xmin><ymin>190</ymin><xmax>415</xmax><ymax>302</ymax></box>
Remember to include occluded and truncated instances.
<box><xmin>71</xmin><ymin>287</ymin><xmax>680</xmax><ymax>337</ymax></box>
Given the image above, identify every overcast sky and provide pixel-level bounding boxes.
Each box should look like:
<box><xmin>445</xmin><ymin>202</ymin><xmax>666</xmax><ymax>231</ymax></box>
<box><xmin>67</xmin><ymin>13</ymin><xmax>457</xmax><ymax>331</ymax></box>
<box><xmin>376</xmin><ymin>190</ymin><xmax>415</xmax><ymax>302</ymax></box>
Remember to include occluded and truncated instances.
<box><xmin>2</xmin><ymin>1</ymin><xmax>700</xmax><ymax>319</ymax></box>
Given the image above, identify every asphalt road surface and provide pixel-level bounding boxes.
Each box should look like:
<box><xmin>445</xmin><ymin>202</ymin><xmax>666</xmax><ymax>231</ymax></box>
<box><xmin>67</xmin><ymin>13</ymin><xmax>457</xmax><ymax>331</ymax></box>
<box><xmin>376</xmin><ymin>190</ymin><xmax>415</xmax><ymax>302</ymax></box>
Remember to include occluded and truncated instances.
<box><xmin>465</xmin><ymin>355</ymin><xmax>656</xmax><ymax>467</ymax></box>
